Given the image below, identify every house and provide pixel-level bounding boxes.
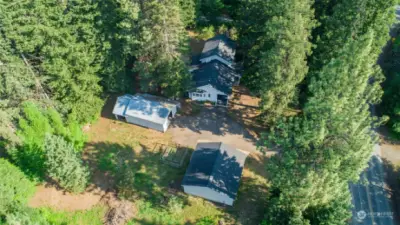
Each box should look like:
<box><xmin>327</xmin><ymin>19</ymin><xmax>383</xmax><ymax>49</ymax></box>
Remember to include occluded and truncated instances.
<box><xmin>199</xmin><ymin>34</ymin><xmax>236</xmax><ymax>68</ymax></box>
<box><xmin>189</xmin><ymin>34</ymin><xmax>240</xmax><ymax>106</ymax></box>
<box><xmin>112</xmin><ymin>94</ymin><xmax>180</xmax><ymax>132</ymax></box>
<box><xmin>182</xmin><ymin>141</ymin><xmax>248</xmax><ymax>206</ymax></box>
<box><xmin>188</xmin><ymin>60</ymin><xmax>241</xmax><ymax>105</ymax></box>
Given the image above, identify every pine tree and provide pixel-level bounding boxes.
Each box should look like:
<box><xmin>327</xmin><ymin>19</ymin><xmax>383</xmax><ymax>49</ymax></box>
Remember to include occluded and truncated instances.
<box><xmin>44</xmin><ymin>134</ymin><xmax>89</xmax><ymax>193</ymax></box>
<box><xmin>134</xmin><ymin>0</ymin><xmax>190</xmax><ymax>97</ymax></box>
<box><xmin>260</xmin><ymin>0</ymin><xmax>314</xmax><ymax>122</ymax></box>
<box><xmin>310</xmin><ymin>0</ymin><xmax>396</xmax><ymax>74</ymax></box>
<box><xmin>95</xmin><ymin>0</ymin><xmax>140</xmax><ymax>92</ymax></box>
<box><xmin>0</xmin><ymin>0</ymin><xmax>104</xmax><ymax>124</ymax></box>
<box><xmin>0</xmin><ymin>36</ymin><xmax>36</xmax><ymax>148</ymax></box>
<box><xmin>179</xmin><ymin>0</ymin><xmax>196</xmax><ymax>27</ymax></box>
<box><xmin>239</xmin><ymin>0</ymin><xmax>315</xmax><ymax>122</ymax></box>
<box><xmin>260</xmin><ymin>32</ymin><xmax>384</xmax><ymax>224</ymax></box>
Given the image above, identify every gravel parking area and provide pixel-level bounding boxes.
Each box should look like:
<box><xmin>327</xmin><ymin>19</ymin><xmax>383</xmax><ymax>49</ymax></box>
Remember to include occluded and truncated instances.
<box><xmin>168</xmin><ymin>107</ymin><xmax>259</xmax><ymax>153</ymax></box>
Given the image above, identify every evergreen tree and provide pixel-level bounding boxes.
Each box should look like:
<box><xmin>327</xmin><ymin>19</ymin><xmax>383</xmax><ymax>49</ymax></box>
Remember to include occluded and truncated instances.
<box><xmin>179</xmin><ymin>0</ymin><xmax>196</xmax><ymax>27</ymax></box>
<box><xmin>381</xmin><ymin>29</ymin><xmax>400</xmax><ymax>136</ymax></box>
<box><xmin>310</xmin><ymin>0</ymin><xmax>396</xmax><ymax>74</ymax></box>
<box><xmin>134</xmin><ymin>0</ymin><xmax>191</xmax><ymax>98</ymax></box>
<box><xmin>260</xmin><ymin>33</ymin><xmax>384</xmax><ymax>224</ymax></box>
<box><xmin>239</xmin><ymin>0</ymin><xmax>315</xmax><ymax>122</ymax></box>
<box><xmin>0</xmin><ymin>36</ymin><xmax>37</xmax><ymax>149</ymax></box>
<box><xmin>95</xmin><ymin>0</ymin><xmax>140</xmax><ymax>92</ymax></box>
<box><xmin>0</xmin><ymin>159</ymin><xmax>35</xmax><ymax>216</ymax></box>
<box><xmin>0</xmin><ymin>0</ymin><xmax>104</xmax><ymax>124</ymax></box>
<box><xmin>44</xmin><ymin>134</ymin><xmax>89</xmax><ymax>193</ymax></box>
<box><xmin>196</xmin><ymin>0</ymin><xmax>224</xmax><ymax>20</ymax></box>
<box><xmin>259</xmin><ymin>0</ymin><xmax>314</xmax><ymax>122</ymax></box>
<box><xmin>9</xmin><ymin>102</ymin><xmax>86</xmax><ymax>180</ymax></box>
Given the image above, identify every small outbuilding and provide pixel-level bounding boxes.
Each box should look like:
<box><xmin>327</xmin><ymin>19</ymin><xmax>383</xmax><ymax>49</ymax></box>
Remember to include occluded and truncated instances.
<box><xmin>112</xmin><ymin>94</ymin><xmax>180</xmax><ymax>132</ymax></box>
<box><xmin>182</xmin><ymin>141</ymin><xmax>248</xmax><ymax>206</ymax></box>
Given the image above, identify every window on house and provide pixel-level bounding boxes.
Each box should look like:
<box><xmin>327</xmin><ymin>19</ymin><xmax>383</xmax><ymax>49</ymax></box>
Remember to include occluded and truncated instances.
<box><xmin>208</xmin><ymin>94</ymin><xmax>211</xmax><ymax>98</ymax></box>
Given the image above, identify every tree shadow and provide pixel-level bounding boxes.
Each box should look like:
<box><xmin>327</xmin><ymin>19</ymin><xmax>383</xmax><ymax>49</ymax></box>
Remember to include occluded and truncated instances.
<box><xmin>224</xmin><ymin>153</ymin><xmax>269</xmax><ymax>225</ymax></box>
<box><xmin>170</xmin><ymin>107</ymin><xmax>258</xmax><ymax>145</ymax></box>
<box><xmin>83</xmin><ymin>141</ymin><xmax>190</xmax><ymax>207</ymax></box>
<box><xmin>100</xmin><ymin>94</ymin><xmax>121</xmax><ymax>120</ymax></box>
<box><xmin>382</xmin><ymin>158</ymin><xmax>400</xmax><ymax>223</ymax></box>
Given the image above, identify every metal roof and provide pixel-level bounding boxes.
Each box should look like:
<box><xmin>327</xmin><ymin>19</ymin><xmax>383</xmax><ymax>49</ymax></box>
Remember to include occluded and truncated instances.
<box><xmin>112</xmin><ymin>95</ymin><xmax>132</xmax><ymax>116</ymax></box>
<box><xmin>182</xmin><ymin>142</ymin><xmax>248</xmax><ymax>199</ymax></box>
<box><xmin>112</xmin><ymin>94</ymin><xmax>179</xmax><ymax>125</ymax></box>
<box><xmin>200</xmin><ymin>35</ymin><xmax>236</xmax><ymax>64</ymax></box>
<box><xmin>192</xmin><ymin>60</ymin><xmax>241</xmax><ymax>94</ymax></box>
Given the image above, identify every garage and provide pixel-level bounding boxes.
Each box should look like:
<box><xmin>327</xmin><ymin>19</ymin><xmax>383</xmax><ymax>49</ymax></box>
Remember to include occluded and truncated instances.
<box><xmin>182</xmin><ymin>141</ymin><xmax>248</xmax><ymax>206</ymax></box>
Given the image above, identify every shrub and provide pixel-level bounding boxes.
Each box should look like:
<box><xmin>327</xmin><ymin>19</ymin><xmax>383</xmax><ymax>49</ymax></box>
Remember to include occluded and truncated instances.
<box><xmin>167</xmin><ymin>196</ymin><xmax>184</xmax><ymax>214</ymax></box>
<box><xmin>218</xmin><ymin>24</ymin><xmax>228</xmax><ymax>34</ymax></box>
<box><xmin>5</xmin><ymin>206</ymin><xmax>49</xmax><ymax>225</ymax></box>
<box><xmin>195</xmin><ymin>216</ymin><xmax>219</xmax><ymax>225</ymax></box>
<box><xmin>197</xmin><ymin>26</ymin><xmax>215</xmax><ymax>40</ymax></box>
<box><xmin>228</xmin><ymin>27</ymin><xmax>238</xmax><ymax>41</ymax></box>
<box><xmin>11</xmin><ymin>102</ymin><xmax>87</xmax><ymax>180</ymax></box>
<box><xmin>0</xmin><ymin>159</ymin><xmax>35</xmax><ymax>216</ymax></box>
<box><xmin>44</xmin><ymin>134</ymin><xmax>89</xmax><ymax>193</ymax></box>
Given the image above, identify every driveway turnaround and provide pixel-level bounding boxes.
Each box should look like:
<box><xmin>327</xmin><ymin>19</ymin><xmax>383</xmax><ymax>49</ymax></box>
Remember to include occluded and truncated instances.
<box><xmin>168</xmin><ymin>107</ymin><xmax>258</xmax><ymax>153</ymax></box>
<box><xmin>349</xmin><ymin>155</ymin><xmax>395</xmax><ymax>225</ymax></box>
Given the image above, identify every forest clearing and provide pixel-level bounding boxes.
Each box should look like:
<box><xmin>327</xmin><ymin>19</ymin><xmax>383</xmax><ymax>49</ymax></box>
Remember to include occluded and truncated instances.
<box><xmin>1</xmin><ymin>1</ymin><xmax>399</xmax><ymax>225</ymax></box>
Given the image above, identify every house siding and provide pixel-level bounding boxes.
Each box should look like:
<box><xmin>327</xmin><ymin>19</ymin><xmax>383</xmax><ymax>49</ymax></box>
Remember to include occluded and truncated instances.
<box><xmin>189</xmin><ymin>85</ymin><xmax>227</xmax><ymax>103</ymax></box>
<box><xmin>182</xmin><ymin>185</ymin><xmax>234</xmax><ymax>206</ymax></box>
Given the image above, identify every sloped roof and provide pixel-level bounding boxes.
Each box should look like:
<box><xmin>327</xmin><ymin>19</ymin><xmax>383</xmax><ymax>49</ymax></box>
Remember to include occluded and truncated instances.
<box><xmin>113</xmin><ymin>95</ymin><xmax>132</xmax><ymax>116</ymax></box>
<box><xmin>200</xmin><ymin>35</ymin><xmax>236</xmax><ymax>64</ymax></box>
<box><xmin>112</xmin><ymin>94</ymin><xmax>179</xmax><ymax>125</ymax></box>
<box><xmin>182</xmin><ymin>142</ymin><xmax>248</xmax><ymax>199</ymax></box>
<box><xmin>192</xmin><ymin>60</ymin><xmax>241</xmax><ymax>94</ymax></box>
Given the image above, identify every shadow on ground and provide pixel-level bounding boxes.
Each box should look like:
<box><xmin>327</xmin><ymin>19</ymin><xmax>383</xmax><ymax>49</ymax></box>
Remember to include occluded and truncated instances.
<box><xmin>82</xmin><ymin>141</ymin><xmax>269</xmax><ymax>225</ymax></box>
<box><xmin>382</xmin><ymin>158</ymin><xmax>400</xmax><ymax>223</ymax></box>
<box><xmin>84</xmin><ymin>142</ymin><xmax>189</xmax><ymax>205</ymax></box>
<box><xmin>171</xmin><ymin>107</ymin><xmax>258</xmax><ymax>144</ymax></box>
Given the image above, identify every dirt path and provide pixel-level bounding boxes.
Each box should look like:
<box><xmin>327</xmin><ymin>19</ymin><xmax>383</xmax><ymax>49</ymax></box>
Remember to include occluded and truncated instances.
<box><xmin>29</xmin><ymin>184</ymin><xmax>104</xmax><ymax>211</ymax></box>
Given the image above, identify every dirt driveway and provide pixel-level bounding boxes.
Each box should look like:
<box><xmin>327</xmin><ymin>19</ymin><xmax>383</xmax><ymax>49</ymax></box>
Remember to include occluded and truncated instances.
<box><xmin>168</xmin><ymin>107</ymin><xmax>260</xmax><ymax>152</ymax></box>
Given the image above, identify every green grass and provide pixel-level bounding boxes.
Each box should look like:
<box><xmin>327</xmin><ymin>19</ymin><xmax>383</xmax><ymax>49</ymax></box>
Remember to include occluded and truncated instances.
<box><xmin>36</xmin><ymin>205</ymin><xmax>107</xmax><ymax>225</ymax></box>
<box><xmin>128</xmin><ymin>198</ymin><xmax>223</xmax><ymax>225</ymax></box>
<box><xmin>84</xmin><ymin>107</ymin><xmax>269</xmax><ymax>224</ymax></box>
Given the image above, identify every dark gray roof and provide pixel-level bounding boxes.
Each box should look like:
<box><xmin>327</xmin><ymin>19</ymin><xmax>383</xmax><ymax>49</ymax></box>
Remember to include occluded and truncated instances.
<box><xmin>192</xmin><ymin>60</ymin><xmax>241</xmax><ymax>94</ymax></box>
<box><xmin>200</xmin><ymin>35</ymin><xmax>236</xmax><ymax>64</ymax></box>
<box><xmin>182</xmin><ymin>142</ymin><xmax>248</xmax><ymax>199</ymax></box>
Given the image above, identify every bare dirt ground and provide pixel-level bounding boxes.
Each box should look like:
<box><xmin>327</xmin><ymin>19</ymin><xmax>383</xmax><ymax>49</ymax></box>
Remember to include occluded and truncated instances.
<box><xmin>381</xmin><ymin>143</ymin><xmax>400</xmax><ymax>166</ymax></box>
<box><xmin>228</xmin><ymin>86</ymin><xmax>265</xmax><ymax>129</ymax></box>
<box><xmin>29</xmin><ymin>185</ymin><xmax>104</xmax><ymax>211</ymax></box>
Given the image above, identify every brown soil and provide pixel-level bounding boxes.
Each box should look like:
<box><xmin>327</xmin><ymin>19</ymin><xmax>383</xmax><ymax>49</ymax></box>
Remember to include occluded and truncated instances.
<box><xmin>102</xmin><ymin>192</ymin><xmax>137</xmax><ymax>225</ymax></box>
<box><xmin>29</xmin><ymin>184</ymin><xmax>104</xmax><ymax>211</ymax></box>
<box><xmin>228</xmin><ymin>86</ymin><xmax>263</xmax><ymax>130</ymax></box>
<box><xmin>381</xmin><ymin>143</ymin><xmax>400</xmax><ymax>167</ymax></box>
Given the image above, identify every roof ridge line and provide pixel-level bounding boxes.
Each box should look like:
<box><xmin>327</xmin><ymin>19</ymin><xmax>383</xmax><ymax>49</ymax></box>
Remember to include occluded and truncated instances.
<box><xmin>207</xmin><ymin>142</ymin><xmax>223</xmax><ymax>187</ymax></box>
